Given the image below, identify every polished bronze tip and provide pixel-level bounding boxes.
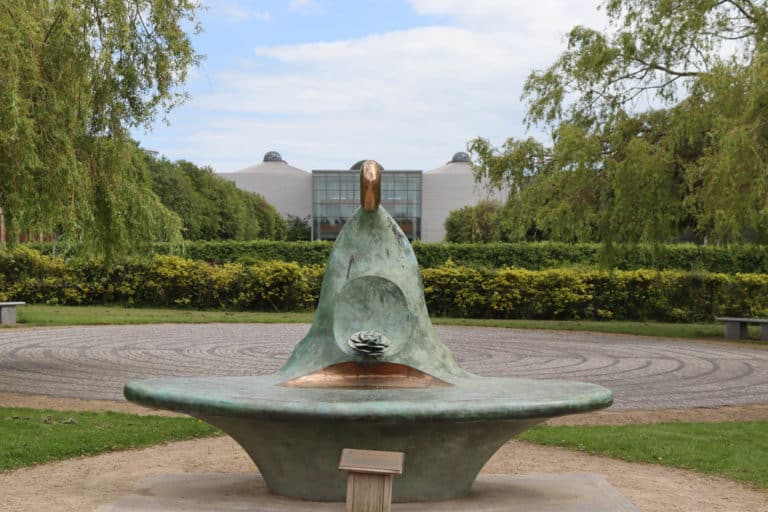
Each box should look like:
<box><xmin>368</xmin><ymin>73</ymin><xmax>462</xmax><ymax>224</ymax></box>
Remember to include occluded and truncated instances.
<box><xmin>360</xmin><ymin>160</ymin><xmax>382</xmax><ymax>211</ymax></box>
<box><xmin>279</xmin><ymin>362</ymin><xmax>451</xmax><ymax>389</ymax></box>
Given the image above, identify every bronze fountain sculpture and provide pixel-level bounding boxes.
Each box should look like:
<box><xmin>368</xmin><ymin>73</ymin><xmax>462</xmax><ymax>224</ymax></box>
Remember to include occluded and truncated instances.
<box><xmin>125</xmin><ymin>161</ymin><xmax>613</xmax><ymax>502</ymax></box>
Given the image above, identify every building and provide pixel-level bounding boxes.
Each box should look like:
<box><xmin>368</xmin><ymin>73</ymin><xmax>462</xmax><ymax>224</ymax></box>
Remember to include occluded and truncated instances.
<box><xmin>221</xmin><ymin>151</ymin><xmax>502</xmax><ymax>242</ymax></box>
<box><xmin>421</xmin><ymin>152</ymin><xmax>507</xmax><ymax>242</ymax></box>
<box><xmin>222</xmin><ymin>152</ymin><xmax>312</xmax><ymax>220</ymax></box>
<box><xmin>313</xmin><ymin>161</ymin><xmax>422</xmax><ymax>240</ymax></box>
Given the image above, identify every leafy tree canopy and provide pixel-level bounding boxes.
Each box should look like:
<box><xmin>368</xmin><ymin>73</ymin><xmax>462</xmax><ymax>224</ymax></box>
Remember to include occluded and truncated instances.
<box><xmin>471</xmin><ymin>0</ymin><xmax>768</xmax><ymax>244</ymax></box>
<box><xmin>444</xmin><ymin>200</ymin><xmax>503</xmax><ymax>243</ymax></box>
<box><xmin>146</xmin><ymin>156</ymin><xmax>288</xmax><ymax>241</ymax></box>
<box><xmin>0</xmin><ymin>1</ymin><xmax>201</xmax><ymax>260</ymax></box>
<box><xmin>285</xmin><ymin>215</ymin><xmax>312</xmax><ymax>241</ymax></box>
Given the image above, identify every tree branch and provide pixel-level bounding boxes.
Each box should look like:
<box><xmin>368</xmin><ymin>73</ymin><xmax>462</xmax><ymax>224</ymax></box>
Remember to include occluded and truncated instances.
<box><xmin>724</xmin><ymin>0</ymin><xmax>757</xmax><ymax>23</ymax></box>
<box><xmin>43</xmin><ymin>10</ymin><xmax>65</xmax><ymax>45</ymax></box>
<box><xmin>132</xmin><ymin>0</ymin><xmax>152</xmax><ymax>38</ymax></box>
<box><xmin>701</xmin><ymin>30</ymin><xmax>755</xmax><ymax>40</ymax></box>
<box><xmin>634</xmin><ymin>58</ymin><xmax>702</xmax><ymax>78</ymax></box>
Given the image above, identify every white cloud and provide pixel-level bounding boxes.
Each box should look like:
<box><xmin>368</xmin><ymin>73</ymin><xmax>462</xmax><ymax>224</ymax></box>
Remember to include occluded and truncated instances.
<box><xmin>151</xmin><ymin>1</ymin><xmax>608</xmax><ymax>173</ymax></box>
<box><xmin>410</xmin><ymin>0</ymin><xmax>606</xmax><ymax>32</ymax></box>
<box><xmin>289</xmin><ymin>0</ymin><xmax>323</xmax><ymax>16</ymax></box>
<box><xmin>208</xmin><ymin>1</ymin><xmax>271</xmax><ymax>23</ymax></box>
<box><xmin>253</xmin><ymin>11</ymin><xmax>272</xmax><ymax>23</ymax></box>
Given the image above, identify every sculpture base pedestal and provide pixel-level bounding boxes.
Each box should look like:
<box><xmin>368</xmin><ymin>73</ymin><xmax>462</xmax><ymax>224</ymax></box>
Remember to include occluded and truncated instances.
<box><xmin>99</xmin><ymin>473</ymin><xmax>638</xmax><ymax>511</ymax></box>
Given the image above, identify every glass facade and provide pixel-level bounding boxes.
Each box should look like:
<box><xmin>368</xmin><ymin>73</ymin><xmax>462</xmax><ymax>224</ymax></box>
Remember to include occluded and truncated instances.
<box><xmin>313</xmin><ymin>170</ymin><xmax>422</xmax><ymax>240</ymax></box>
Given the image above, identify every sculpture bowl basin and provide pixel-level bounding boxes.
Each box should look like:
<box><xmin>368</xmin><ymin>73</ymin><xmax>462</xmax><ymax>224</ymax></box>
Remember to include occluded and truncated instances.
<box><xmin>125</xmin><ymin>373</ymin><xmax>612</xmax><ymax>502</ymax></box>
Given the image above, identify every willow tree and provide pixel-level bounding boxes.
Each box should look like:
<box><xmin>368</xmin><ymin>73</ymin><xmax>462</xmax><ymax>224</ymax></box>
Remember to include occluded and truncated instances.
<box><xmin>471</xmin><ymin>0</ymin><xmax>768</xmax><ymax>244</ymax></box>
<box><xmin>0</xmin><ymin>1</ymin><xmax>201</xmax><ymax>259</ymax></box>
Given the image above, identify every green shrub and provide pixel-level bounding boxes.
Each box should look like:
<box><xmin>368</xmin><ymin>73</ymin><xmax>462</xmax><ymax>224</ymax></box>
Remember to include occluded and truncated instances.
<box><xmin>423</xmin><ymin>266</ymin><xmax>768</xmax><ymax>321</ymax></box>
<box><xmin>422</xmin><ymin>264</ymin><xmax>489</xmax><ymax>317</ymax></box>
<box><xmin>412</xmin><ymin>241</ymin><xmax>599</xmax><ymax>269</ymax></box>
<box><xmin>29</xmin><ymin>240</ymin><xmax>768</xmax><ymax>273</ymax></box>
<box><xmin>233</xmin><ymin>262</ymin><xmax>322</xmax><ymax>311</ymax></box>
<box><xmin>156</xmin><ymin>240</ymin><xmax>333</xmax><ymax>266</ymax></box>
<box><xmin>4</xmin><ymin>248</ymin><xmax>768</xmax><ymax>320</ymax></box>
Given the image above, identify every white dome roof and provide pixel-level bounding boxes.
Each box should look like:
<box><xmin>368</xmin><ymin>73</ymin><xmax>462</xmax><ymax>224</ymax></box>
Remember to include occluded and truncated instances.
<box><xmin>234</xmin><ymin>151</ymin><xmax>308</xmax><ymax>176</ymax></box>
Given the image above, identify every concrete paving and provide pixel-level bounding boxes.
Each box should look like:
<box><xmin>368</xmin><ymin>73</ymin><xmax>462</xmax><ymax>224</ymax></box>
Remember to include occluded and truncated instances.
<box><xmin>1</xmin><ymin>324</ymin><xmax>767</xmax><ymax>410</ymax></box>
<box><xmin>99</xmin><ymin>473</ymin><xmax>639</xmax><ymax>512</ymax></box>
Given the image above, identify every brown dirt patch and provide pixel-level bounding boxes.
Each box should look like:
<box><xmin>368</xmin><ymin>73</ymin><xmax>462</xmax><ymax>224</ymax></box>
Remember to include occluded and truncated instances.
<box><xmin>1</xmin><ymin>392</ymin><xmax>766</xmax><ymax>511</ymax></box>
<box><xmin>486</xmin><ymin>440</ymin><xmax>768</xmax><ymax>512</ymax></box>
<box><xmin>1</xmin><ymin>436</ymin><xmax>766</xmax><ymax>512</ymax></box>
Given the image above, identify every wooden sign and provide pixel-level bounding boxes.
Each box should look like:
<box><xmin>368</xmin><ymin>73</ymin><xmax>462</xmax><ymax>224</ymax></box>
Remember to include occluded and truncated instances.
<box><xmin>339</xmin><ymin>449</ymin><xmax>404</xmax><ymax>475</ymax></box>
<box><xmin>339</xmin><ymin>449</ymin><xmax>404</xmax><ymax>512</ymax></box>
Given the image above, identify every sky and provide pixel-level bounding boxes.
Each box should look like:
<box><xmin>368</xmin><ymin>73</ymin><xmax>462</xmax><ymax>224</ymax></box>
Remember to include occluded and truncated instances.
<box><xmin>135</xmin><ymin>0</ymin><xmax>608</xmax><ymax>173</ymax></box>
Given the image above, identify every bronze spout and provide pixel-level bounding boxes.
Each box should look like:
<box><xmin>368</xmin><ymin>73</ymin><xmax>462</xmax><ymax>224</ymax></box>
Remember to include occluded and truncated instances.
<box><xmin>360</xmin><ymin>160</ymin><xmax>382</xmax><ymax>211</ymax></box>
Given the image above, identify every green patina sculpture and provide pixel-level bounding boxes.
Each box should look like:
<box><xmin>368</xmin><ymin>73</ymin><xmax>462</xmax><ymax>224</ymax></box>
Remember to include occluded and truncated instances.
<box><xmin>125</xmin><ymin>160</ymin><xmax>613</xmax><ymax>502</ymax></box>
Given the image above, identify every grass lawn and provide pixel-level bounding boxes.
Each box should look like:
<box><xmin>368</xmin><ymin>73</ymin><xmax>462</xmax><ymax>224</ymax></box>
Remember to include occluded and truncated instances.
<box><xmin>0</xmin><ymin>407</ymin><xmax>220</xmax><ymax>471</ymax></box>
<box><xmin>521</xmin><ymin>421</ymin><xmax>768</xmax><ymax>489</ymax></box>
<box><xmin>14</xmin><ymin>305</ymin><xmax>314</xmax><ymax>326</ymax></box>
<box><xmin>10</xmin><ymin>304</ymin><xmax>766</xmax><ymax>341</ymax></box>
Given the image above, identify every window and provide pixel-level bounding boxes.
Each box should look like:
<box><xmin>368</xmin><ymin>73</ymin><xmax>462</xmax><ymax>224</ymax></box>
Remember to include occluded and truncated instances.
<box><xmin>313</xmin><ymin>170</ymin><xmax>422</xmax><ymax>240</ymax></box>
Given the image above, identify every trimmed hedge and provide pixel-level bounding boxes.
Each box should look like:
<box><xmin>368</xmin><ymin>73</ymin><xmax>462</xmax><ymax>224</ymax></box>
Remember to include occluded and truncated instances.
<box><xmin>149</xmin><ymin>240</ymin><xmax>768</xmax><ymax>273</ymax></box>
<box><xmin>421</xmin><ymin>266</ymin><xmax>768</xmax><ymax>321</ymax></box>
<box><xmin>29</xmin><ymin>240</ymin><xmax>768</xmax><ymax>273</ymax></box>
<box><xmin>156</xmin><ymin>240</ymin><xmax>333</xmax><ymax>266</ymax></box>
<box><xmin>2</xmin><ymin>248</ymin><xmax>768</xmax><ymax>321</ymax></box>
<box><xmin>0</xmin><ymin>247</ymin><xmax>322</xmax><ymax>311</ymax></box>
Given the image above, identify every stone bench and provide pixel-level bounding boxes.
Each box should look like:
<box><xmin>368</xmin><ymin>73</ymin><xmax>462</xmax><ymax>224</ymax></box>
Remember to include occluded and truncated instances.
<box><xmin>0</xmin><ymin>302</ymin><xmax>25</xmax><ymax>325</ymax></box>
<box><xmin>715</xmin><ymin>316</ymin><xmax>768</xmax><ymax>341</ymax></box>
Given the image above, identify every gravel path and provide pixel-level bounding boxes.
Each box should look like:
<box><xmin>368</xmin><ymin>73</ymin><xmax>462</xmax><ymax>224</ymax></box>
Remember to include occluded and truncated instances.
<box><xmin>1</xmin><ymin>324</ymin><xmax>767</xmax><ymax>409</ymax></box>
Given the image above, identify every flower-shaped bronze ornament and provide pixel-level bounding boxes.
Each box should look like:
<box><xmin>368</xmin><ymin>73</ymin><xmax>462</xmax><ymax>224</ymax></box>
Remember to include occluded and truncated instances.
<box><xmin>348</xmin><ymin>330</ymin><xmax>390</xmax><ymax>357</ymax></box>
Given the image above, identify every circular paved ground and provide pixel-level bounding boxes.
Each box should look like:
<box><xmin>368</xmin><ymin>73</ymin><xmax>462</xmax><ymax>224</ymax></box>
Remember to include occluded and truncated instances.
<box><xmin>1</xmin><ymin>324</ymin><xmax>767</xmax><ymax>410</ymax></box>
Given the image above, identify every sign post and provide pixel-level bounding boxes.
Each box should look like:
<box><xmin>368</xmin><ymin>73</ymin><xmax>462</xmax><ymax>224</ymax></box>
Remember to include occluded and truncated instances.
<box><xmin>339</xmin><ymin>448</ymin><xmax>404</xmax><ymax>512</ymax></box>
